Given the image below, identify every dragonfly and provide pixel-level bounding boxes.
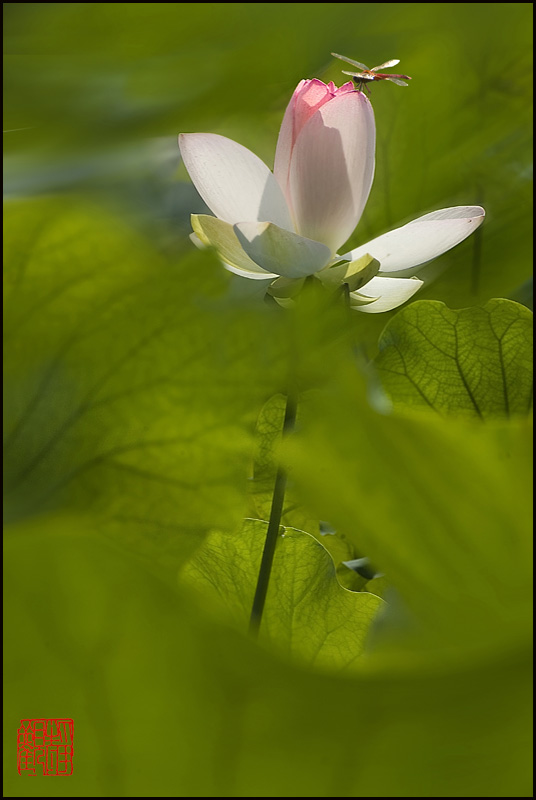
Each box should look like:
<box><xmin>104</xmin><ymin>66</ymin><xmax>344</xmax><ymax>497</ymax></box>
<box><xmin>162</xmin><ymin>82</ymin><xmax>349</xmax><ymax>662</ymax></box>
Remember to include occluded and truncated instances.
<box><xmin>331</xmin><ymin>53</ymin><xmax>411</xmax><ymax>93</ymax></box>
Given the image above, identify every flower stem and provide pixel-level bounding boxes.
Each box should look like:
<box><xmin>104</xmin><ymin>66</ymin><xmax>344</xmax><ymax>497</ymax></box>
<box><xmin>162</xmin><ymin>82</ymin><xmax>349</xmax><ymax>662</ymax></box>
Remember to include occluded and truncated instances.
<box><xmin>341</xmin><ymin>282</ymin><xmax>369</xmax><ymax>365</ymax></box>
<box><xmin>249</xmin><ymin>390</ymin><xmax>298</xmax><ymax>637</ymax></box>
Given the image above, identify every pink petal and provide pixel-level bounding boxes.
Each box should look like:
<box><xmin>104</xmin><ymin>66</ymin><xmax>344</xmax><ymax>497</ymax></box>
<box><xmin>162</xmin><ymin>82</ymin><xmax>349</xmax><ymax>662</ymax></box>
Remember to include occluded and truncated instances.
<box><xmin>274</xmin><ymin>80</ymin><xmax>363</xmax><ymax>225</ymax></box>
<box><xmin>288</xmin><ymin>91</ymin><xmax>375</xmax><ymax>253</ymax></box>
<box><xmin>274</xmin><ymin>80</ymin><xmax>336</xmax><ymax>208</ymax></box>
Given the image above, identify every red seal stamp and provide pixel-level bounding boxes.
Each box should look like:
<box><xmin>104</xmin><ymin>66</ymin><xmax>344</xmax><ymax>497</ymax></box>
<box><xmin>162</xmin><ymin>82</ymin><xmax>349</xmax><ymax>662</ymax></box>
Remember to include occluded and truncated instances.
<box><xmin>17</xmin><ymin>719</ymin><xmax>73</xmax><ymax>776</ymax></box>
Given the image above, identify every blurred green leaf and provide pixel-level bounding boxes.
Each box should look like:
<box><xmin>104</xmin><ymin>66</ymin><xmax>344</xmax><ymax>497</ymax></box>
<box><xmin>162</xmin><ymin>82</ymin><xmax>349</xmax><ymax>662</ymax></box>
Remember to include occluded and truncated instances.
<box><xmin>509</xmin><ymin>275</ymin><xmax>533</xmax><ymax>311</ymax></box>
<box><xmin>251</xmin><ymin>393</ymin><xmax>320</xmax><ymax>534</ymax></box>
<box><xmin>250</xmin><ymin>393</ymin><xmax>359</xmax><ymax>563</ymax></box>
<box><xmin>180</xmin><ymin>519</ymin><xmax>382</xmax><ymax>670</ymax></box>
<box><xmin>4</xmin><ymin>515</ymin><xmax>532</xmax><ymax>797</ymax></box>
<box><xmin>3</xmin><ymin>197</ymin><xmax>288</xmax><ymax>576</ymax></box>
<box><xmin>283</xmin><ymin>367</ymin><xmax>533</xmax><ymax>653</ymax></box>
<box><xmin>374</xmin><ymin>299</ymin><xmax>533</xmax><ymax>417</ymax></box>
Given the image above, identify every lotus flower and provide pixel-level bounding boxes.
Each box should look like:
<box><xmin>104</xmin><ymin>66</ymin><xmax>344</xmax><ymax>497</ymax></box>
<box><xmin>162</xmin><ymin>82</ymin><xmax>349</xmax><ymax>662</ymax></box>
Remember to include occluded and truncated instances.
<box><xmin>179</xmin><ymin>79</ymin><xmax>484</xmax><ymax>313</ymax></box>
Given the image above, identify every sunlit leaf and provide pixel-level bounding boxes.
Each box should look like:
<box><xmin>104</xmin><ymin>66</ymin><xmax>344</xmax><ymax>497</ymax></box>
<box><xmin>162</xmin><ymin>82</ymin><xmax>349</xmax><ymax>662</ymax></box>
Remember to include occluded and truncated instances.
<box><xmin>374</xmin><ymin>299</ymin><xmax>533</xmax><ymax>417</ymax></box>
<box><xmin>180</xmin><ymin>519</ymin><xmax>382</xmax><ymax>670</ymax></box>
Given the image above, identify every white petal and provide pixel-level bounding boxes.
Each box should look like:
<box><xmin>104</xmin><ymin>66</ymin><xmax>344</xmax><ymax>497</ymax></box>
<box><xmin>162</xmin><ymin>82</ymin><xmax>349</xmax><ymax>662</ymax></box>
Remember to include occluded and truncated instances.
<box><xmin>191</xmin><ymin>214</ymin><xmax>279</xmax><ymax>280</ymax></box>
<box><xmin>343</xmin><ymin>206</ymin><xmax>485</xmax><ymax>274</ymax></box>
<box><xmin>222</xmin><ymin>262</ymin><xmax>277</xmax><ymax>281</ymax></box>
<box><xmin>351</xmin><ymin>276</ymin><xmax>423</xmax><ymax>313</ymax></box>
<box><xmin>189</xmin><ymin>231</ymin><xmax>205</xmax><ymax>249</ymax></box>
<box><xmin>234</xmin><ymin>222</ymin><xmax>332</xmax><ymax>279</ymax></box>
<box><xmin>288</xmin><ymin>91</ymin><xmax>375</xmax><ymax>253</ymax></box>
<box><xmin>179</xmin><ymin>133</ymin><xmax>293</xmax><ymax>229</ymax></box>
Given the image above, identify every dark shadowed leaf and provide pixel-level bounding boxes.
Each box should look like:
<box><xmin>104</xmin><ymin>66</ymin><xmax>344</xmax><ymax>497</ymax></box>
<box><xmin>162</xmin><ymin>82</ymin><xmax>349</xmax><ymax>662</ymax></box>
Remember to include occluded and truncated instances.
<box><xmin>3</xmin><ymin>197</ymin><xmax>288</xmax><ymax>576</ymax></box>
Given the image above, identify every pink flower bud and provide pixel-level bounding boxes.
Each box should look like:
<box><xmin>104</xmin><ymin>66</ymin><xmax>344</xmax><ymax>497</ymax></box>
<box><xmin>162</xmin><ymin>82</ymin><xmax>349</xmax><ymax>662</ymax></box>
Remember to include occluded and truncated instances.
<box><xmin>274</xmin><ymin>79</ymin><xmax>375</xmax><ymax>253</ymax></box>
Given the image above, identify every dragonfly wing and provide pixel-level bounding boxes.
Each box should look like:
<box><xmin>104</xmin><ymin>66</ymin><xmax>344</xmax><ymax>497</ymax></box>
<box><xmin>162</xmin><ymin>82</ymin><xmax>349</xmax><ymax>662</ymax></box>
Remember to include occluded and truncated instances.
<box><xmin>331</xmin><ymin>53</ymin><xmax>369</xmax><ymax>71</ymax></box>
<box><xmin>342</xmin><ymin>70</ymin><xmax>375</xmax><ymax>81</ymax></box>
<box><xmin>371</xmin><ymin>59</ymin><xmax>401</xmax><ymax>71</ymax></box>
<box><xmin>386</xmin><ymin>76</ymin><xmax>409</xmax><ymax>86</ymax></box>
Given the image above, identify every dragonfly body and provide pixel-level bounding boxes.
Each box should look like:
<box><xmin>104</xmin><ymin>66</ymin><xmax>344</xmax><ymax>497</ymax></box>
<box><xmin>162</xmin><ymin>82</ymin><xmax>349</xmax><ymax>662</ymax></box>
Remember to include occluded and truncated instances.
<box><xmin>331</xmin><ymin>53</ymin><xmax>411</xmax><ymax>93</ymax></box>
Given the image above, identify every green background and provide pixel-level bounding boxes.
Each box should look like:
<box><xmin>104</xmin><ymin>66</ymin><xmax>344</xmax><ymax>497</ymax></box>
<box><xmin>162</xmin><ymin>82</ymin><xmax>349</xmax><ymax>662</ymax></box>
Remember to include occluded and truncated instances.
<box><xmin>4</xmin><ymin>3</ymin><xmax>533</xmax><ymax>797</ymax></box>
